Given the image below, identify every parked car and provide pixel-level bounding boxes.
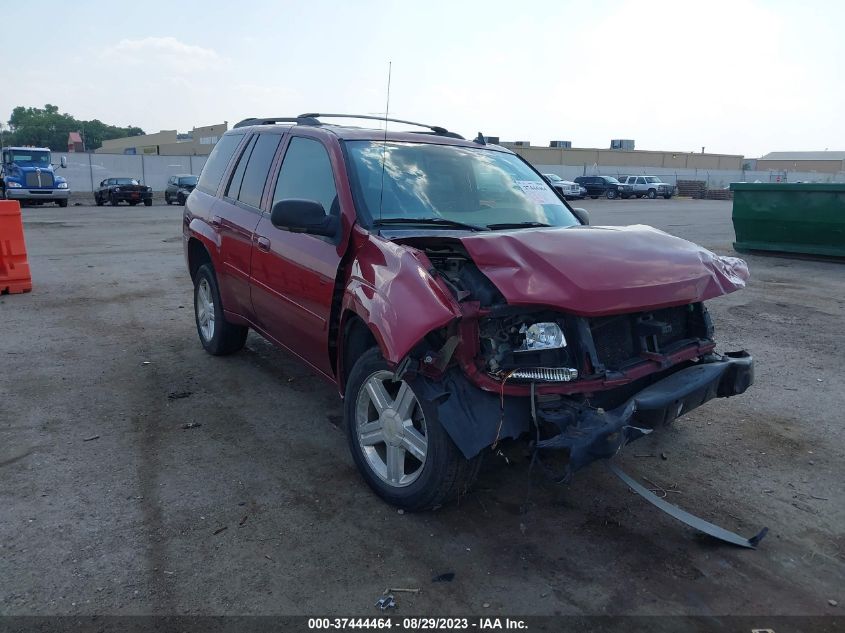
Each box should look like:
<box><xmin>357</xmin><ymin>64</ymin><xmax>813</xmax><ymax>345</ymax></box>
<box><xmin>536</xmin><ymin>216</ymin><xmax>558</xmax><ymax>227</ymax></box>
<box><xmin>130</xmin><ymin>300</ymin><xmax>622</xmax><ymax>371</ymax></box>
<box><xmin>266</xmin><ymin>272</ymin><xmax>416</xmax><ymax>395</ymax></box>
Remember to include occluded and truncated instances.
<box><xmin>184</xmin><ymin>114</ymin><xmax>753</xmax><ymax>512</ymax></box>
<box><xmin>94</xmin><ymin>178</ymin><xmax>153</xmax><ymax>206</ymax></box>
<box><xmin>573</xmin><ymin>175</ymin><xmax>622</xmax><ymax>199</ymax></box>
<box><xmin>617</xmin><ymin>175</ymin><xmax>675</xmax><ymax>199</ymax></box>
<box><xmin>542</xmin><ymin>173</ymin><xmax>584</xmax><ymax>200</ymax></box>
<box><xmin>165</xmin><ymin>174</ymin><xmax>198</xmax><ymax>205</ymax></box>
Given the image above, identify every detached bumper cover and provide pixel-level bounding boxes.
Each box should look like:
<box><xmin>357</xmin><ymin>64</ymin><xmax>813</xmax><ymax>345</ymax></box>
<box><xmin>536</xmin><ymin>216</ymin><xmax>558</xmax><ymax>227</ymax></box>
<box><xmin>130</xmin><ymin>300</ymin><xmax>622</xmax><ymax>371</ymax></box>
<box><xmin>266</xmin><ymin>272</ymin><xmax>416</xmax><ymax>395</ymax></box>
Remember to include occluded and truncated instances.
<box><xmin>413</xmin><ymin>351</ymin><xmax>753</xmax><ymax>464</ymax></box>
<box><xmin>536</xmin><ymin>351</ymin><xmax>753</xmax><ymax>473</ymax></box>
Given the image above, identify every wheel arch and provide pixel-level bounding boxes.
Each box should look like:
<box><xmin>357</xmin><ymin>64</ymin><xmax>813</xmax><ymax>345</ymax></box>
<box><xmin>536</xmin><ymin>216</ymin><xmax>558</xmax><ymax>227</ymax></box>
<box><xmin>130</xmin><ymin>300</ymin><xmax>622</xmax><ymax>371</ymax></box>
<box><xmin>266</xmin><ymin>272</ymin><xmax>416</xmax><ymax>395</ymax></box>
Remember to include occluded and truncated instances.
<box><xmin>187</xmin><ymin>237</ymin><xmax>213</xmax><ymax>282</ymax></box>
<box><xmin>337</xmin><ymin>310</ymin><xmax>380</xmax><ymax>395</ymax></box>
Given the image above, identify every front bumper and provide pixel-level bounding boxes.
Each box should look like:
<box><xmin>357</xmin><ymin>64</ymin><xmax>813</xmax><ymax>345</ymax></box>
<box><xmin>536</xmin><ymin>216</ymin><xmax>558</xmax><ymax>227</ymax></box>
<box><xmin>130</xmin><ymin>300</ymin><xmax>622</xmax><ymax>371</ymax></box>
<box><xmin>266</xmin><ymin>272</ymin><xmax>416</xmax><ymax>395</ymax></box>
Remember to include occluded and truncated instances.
<box><xmin>111</xmin><ymin>191</ymin><xmax>152</xmax><ymax>201</ymax></box>
<box><xmin>535</xmin><ymin>351</ymin><xmax>753</xmax><ymax>474</ymax></box>
<box><xmin>413</xmin><ymin>351</ymin><xmax>753</xmax><ymax>470</ymax></box>
<box><xmin>5</xmin><ymin>188</ymin><xmax>69</xmax><ymax>201</ymax></box>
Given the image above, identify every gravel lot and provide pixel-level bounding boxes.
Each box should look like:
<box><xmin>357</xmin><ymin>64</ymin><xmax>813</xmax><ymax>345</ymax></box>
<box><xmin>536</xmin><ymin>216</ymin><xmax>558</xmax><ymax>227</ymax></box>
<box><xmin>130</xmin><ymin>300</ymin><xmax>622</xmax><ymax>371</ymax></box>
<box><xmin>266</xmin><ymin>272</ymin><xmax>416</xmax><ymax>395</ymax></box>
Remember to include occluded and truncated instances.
<box><xmin>1</xmin><ymin>198</ymin><xmax>843</xmax><ymax>616</ymax></box>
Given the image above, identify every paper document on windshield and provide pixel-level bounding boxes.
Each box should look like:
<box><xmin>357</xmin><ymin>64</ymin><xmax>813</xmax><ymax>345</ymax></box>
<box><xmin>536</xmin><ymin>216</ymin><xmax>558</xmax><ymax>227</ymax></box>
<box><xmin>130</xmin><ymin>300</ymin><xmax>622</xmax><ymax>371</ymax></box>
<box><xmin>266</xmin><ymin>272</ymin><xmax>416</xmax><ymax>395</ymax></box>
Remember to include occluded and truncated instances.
<box><xmin>516</xmin><ymin>180</ymin><xmax>560</xmax><ymax>205</ymax></box>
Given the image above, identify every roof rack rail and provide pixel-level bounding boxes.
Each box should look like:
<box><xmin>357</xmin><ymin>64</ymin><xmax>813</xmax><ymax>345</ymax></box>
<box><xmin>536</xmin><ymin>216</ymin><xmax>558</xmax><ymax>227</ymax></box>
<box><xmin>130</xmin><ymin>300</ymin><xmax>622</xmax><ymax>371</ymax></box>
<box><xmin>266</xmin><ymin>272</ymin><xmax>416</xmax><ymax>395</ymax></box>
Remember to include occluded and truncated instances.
<box><xmin>298</xmin><ymin>113</ymin><xmax>452</xmax><ymax>135</ymax></box>
<box><xmin>232</xmin><ymin>116</ymin><xmax>319</xmax><ymax>129</ymax></box>
<box><xmin>233</xmin><ymin>113</ymin><xmax>463</xmax><ymax>139</ymax></box>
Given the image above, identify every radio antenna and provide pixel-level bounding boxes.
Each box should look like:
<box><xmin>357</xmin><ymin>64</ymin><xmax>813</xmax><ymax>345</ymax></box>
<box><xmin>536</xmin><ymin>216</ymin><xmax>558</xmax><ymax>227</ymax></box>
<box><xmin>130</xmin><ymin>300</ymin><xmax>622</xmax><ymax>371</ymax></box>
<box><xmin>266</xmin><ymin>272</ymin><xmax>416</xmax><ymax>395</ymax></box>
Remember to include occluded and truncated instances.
<box><xmin>378</xmin><ymin>61</ymin><xmax>392</xmax><ymax>222</ymax></box>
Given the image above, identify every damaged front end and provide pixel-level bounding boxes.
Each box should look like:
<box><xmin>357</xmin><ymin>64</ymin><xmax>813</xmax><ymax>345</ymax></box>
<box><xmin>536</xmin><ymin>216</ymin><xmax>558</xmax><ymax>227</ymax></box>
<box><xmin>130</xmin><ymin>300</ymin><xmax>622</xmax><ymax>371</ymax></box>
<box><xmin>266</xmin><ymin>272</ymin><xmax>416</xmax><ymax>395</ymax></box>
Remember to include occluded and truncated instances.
<box><xmin>389</xmin><ymin>232</ymin><xmax>754</xmax><ymax>483</ymax></box>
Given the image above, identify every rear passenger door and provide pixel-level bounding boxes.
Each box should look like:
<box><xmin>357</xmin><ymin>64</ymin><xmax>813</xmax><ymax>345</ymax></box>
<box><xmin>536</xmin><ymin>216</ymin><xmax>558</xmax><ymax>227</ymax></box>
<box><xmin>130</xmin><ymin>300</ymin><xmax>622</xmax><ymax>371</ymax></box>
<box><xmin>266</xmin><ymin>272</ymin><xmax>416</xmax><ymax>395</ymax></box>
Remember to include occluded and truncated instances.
<box><xmin>250</xmin><ymin>135</ymin><xmax>344</xmax><ymax>377</ymax></box>
<box><xmin>212</xmin><ymin>132</ymin><xmax>282</xmax><ymax>319</ymax></box>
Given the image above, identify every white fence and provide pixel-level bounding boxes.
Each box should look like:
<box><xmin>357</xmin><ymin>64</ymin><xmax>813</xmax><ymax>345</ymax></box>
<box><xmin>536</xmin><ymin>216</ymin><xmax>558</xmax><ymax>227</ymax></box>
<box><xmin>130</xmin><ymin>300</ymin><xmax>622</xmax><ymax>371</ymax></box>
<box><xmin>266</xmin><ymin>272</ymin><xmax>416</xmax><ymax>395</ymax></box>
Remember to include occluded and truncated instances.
<box><xmin>51</xmin><ymin>152</ymin><xmax>209</xmax><ymax>193</ymax></box>
<box><xmin>51</xmin><ymin>152</ymin><xmax>845</xmax><ymax>193</ymax></box>
<box><xmin>535</xmin><ymin>164</ymin><xmax>845</xmax><ymax>189</ymax></box>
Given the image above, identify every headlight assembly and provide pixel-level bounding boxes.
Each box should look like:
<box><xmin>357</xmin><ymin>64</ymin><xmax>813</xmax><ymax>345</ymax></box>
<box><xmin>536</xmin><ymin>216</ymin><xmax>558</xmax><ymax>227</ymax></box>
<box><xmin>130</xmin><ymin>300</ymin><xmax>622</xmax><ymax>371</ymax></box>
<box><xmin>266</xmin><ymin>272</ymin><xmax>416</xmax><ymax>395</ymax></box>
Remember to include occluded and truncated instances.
<box><xmin>6</xmin><ymin>181</ymin><xmax>22</xmax><ymax>188</ymax></box>
<box><xmin>517</xmin><ymin>322</ymin><xmax>567</xmax><ymax>351</ymax></box>
<box><xmin>57</xmin><ymin>182</ymin><xmax>68</xmax><ymax>189</ymax></box>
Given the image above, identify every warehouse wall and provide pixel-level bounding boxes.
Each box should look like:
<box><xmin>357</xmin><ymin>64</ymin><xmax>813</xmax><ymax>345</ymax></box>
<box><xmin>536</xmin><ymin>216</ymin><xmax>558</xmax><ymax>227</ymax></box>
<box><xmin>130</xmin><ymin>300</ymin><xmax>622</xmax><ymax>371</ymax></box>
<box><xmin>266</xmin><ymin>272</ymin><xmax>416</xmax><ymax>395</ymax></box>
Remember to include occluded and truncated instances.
<box><xmin>53</xmin><ymin>153</ymin><xmax>208</xmax><ymax>192</ymax></box>
<box><xmin>508</xmin><ymin>146</ymin><xmax>743</xmax><ymax>170</ymax></box>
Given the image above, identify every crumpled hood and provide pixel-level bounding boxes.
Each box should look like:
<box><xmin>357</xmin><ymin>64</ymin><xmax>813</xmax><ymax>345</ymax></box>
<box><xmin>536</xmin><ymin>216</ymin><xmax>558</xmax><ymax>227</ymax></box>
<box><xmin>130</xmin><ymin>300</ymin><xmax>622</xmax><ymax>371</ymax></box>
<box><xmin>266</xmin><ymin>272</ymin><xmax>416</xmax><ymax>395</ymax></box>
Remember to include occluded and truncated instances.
<box><xmin>457</xmin><ymin>225</ymin><xmax>749</xmax><ymax>316</ymax></box>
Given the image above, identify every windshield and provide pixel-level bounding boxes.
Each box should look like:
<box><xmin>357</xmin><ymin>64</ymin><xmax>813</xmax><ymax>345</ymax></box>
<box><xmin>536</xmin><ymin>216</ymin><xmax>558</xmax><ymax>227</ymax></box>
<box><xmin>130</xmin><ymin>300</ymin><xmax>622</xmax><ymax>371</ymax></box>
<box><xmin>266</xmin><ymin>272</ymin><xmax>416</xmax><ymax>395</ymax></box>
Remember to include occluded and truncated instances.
<box><xmin>543</xmin><ymin>173</ymin><xmax>563</xmax><ymax>182</ymax></box>
<box><xmin>345</xmin><ymin>141</ymin><xmax>578</xmax><ymax>230</ymax></box>
<box><xmin>8</xmin><ymin>150</ymin><xmax>50</xmax><ymax>167</ymax></box>
<box><xmin>645</xmin><ymin>176</ymin><xmax>663</xmax><ymax>183</ymax></box>
<box><xmin>115</xmin><ymin>178</ymin><xmax>139</xmax><ymax>185</ymax></box>
<box><xmin>178</xmin><ymin>176</ymin><xmax>198</xmax><ymax>186</ymax></box>
<box><xmin>605</xmin><ymin>176</ymin><xmax>620</xmax><ymax>184</ymax></box>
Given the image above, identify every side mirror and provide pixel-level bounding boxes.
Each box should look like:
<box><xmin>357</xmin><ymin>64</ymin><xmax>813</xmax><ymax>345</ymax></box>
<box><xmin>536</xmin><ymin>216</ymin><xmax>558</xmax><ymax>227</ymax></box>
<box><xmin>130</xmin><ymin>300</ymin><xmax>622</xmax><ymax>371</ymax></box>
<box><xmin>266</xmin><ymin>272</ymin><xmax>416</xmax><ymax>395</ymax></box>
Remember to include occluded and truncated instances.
<box><xmin>572</xmin><ymin>207</ymin><xmax>590</xmax><ymax>225</ymax></box>
<box><xmin>270</xmin><ymin>199</ymin><xmax>338</xmax><ymax>237</ymax></box>
<box><xmin>60</xmin><ymin>156</ymin><xmax>67</xmax><ymax>168</ymax></box>
<box><xmin>100</xmin><ymin>179</ymin><xmax>107</xmax><ymax>186</ymax></box>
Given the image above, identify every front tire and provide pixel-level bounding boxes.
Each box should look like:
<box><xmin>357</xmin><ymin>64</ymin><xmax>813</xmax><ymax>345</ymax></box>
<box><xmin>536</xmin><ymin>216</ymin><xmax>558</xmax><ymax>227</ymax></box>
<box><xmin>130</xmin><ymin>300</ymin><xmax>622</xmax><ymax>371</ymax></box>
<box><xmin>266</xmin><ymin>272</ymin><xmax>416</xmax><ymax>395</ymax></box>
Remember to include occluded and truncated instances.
<box><xmin>193</xmin><ymin>264</ymin><xmax>248</xmax><ymax>355</ymax></box>
<box><xmin>606</xmin><ymin>189</ymin><xmax>617</xmax><ymax>199</ymax></box>
<box><xmin>647</xmin><ymin>189</ymin><xmax>657</xmax><ymax>199</ymax></box>
<box><xmin>177</xmin><ymin>194</ymin><xmax>186</xmax><ymax>205</ymax></box>
<box><xmin>165</xmin><ymin>193</ymin><xmax>172</xmax><ymax>205</ymax></box>
<box><xmin>110</xmin><ymin>195</ymin><xmax>119</xmax><ymax>206</ymax></box>
<box><xmin>143</xmin><ymin>198</ymin><xmax>152</xmax><ymax>207</ymax></box>
<box><xmin>345</xmin><ymin>348</ymin><xmax>482</xmax><ymax>511</ymax></box>
<box><xmin>57</xmin><ymin>199</ymin><xmax>68</xmax><ymax>208</ymax></box>
<box><xmin>663</xmin><ymin>194</ymin><xmax>672</xmax><ymax>199</ymax></box>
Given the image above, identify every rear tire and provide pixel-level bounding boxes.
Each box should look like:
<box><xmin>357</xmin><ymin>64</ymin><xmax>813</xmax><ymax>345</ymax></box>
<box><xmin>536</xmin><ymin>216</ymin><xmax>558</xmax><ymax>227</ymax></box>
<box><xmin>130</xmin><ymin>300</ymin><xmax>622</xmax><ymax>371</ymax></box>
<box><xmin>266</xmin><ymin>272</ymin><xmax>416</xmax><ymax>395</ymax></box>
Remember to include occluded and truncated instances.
<box><xmin>193</xmin><ymin>263</ymin><xmax>248</xmax><ymax>356</ymax></box>
<box><xmin>177</xmin><ymin>194</ymin><xmax>186</xmax><ymax>205</ymax></box>
<box><xmin>590</xmin><ymin>195</ymin><xmax>598</xmax><ymax>199</ymax></box>
<box><xmin>663</xmin><ymin>194</ymin><xmax>672</xmax><ymax>199</ymax></box>
<box><xmin>345</xmin><ymin>348</ymin><xmax>482</xmax><ymax>511</ymax></box>
<box><xmin>165</xmin><ymin>193</ymin><xmax>172</xmax><ymax>205</ymax></box>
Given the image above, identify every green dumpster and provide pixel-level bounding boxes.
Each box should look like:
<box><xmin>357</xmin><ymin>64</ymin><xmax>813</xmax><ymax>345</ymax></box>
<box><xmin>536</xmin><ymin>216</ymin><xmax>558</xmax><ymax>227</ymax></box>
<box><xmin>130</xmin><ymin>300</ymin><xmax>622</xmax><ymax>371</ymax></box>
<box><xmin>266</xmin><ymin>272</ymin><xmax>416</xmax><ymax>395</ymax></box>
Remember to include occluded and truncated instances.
<box><xmin>730</xmin><ymin>182</ymin><xmax>845</xmax><ymax>257</ymax></box>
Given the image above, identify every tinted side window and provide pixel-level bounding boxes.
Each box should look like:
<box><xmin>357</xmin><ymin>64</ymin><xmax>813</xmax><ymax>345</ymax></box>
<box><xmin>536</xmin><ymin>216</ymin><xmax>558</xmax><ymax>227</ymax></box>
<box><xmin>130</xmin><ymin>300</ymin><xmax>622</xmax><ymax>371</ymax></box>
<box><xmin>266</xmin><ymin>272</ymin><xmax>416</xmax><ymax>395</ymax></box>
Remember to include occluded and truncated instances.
<box><xmin>225</xmin><ymin>135</ymin><xmax>256</xmax><ymax>200</ymax></box>
<box><xmin>636</xmin><ymin>177</ymin><xmax>646</xmax><ymax>184</ymax></box>
<box><xmin>272</xmin><ymin>137</ymin><xmax>337</xmax><ymax>216</ymax></box>
<box><xmin>196</xmin><ymin>133</ymin><xmax>244</xmax><ymax>195</ymax></box>
<box><xmin>238</xmin><ymin>134</ymin><xmax>282</xmax><ymax>208</ymax></box>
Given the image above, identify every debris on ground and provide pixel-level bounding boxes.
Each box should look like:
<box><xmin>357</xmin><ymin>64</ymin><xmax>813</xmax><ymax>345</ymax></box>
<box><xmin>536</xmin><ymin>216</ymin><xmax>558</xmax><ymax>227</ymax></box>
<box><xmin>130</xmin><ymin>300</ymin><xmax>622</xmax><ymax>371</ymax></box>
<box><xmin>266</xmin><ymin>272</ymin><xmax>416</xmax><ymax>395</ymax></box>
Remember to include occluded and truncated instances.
<box><xmin>213</xmin><ymin>526</ymin><xmax>227</xmax><ymax>535</ymax></box>
<box><xmin>168</xmin><ymin>391</ymin><xmax>193</xmax><ymax>400</ymax></box>
<box><xmin>397</xmin><ymin>509</ymin><xmax>404</xmax><ymax>515</ymax></box>
<box><xmin>264</xmin><ymin>554</ymin><xmax>273</xmax><ymax>561</ymax></box>
<box><xmin>432</xmin><ymin>572</ymin><xmax>455</xmax><ymax>583</ymax></box>
<box><xmin>239</xmin><ymin>514</ymin><xmax>249</xmax><ymax>526</ymax></box>
<box><xmin>182</xmin><ymin>422</ymin><xmax>201</xmax><ymax>430</ymax></box>
<box><xmin>83</xmin><ymin>435</ymin><xmax>100</xmax><ymax>442</ymax></box>
<box><xmin>142</xmin><ymin>361</ymin><xmax>151</xmax><ymax>365</ymax></box>
<box><xmin>375</xmin><ymin>595</ymin><xmax>396</xmax><ymax>611</ymax></box>
<box><xmin>660</xmin><ymin>452</ymin><xmax>668</xmax><ymax>460</ymax></box>
<box><xmin>830</xmin><ymin>599</ymin><xmax>838</xmax><ymax>607</ymax></box>
<box><xmin>483</xmin><ymin>602</ymin><xmax>490</xmax><ymax>608</ymax></box>
<box><xmin>385</xmin><ymin>587</ymin><xmax>419</xmax><ymax>594</ymax></box>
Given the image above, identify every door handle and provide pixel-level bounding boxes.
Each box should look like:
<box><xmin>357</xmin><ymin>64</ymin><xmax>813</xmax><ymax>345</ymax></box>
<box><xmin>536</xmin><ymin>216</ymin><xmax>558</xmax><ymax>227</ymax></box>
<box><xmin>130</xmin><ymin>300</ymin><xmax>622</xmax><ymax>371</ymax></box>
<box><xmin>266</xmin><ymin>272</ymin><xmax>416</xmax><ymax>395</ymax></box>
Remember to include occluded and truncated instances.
<box><xmin>211</xmin><ymin>215</ymin><xmax>222</xmax><ymax>227</ymax></box>
<box><xmin>255</xmin><ymin>236</ymin><xmax>271</xmax><ymax>252</ymax></box>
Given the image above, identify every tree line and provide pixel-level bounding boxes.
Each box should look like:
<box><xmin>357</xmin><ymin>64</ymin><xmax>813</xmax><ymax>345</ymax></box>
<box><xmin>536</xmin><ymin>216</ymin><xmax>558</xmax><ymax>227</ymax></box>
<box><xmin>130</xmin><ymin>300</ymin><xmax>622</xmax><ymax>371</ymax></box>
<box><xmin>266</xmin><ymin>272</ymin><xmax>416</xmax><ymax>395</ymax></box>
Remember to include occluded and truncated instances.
<box><xmin>1</xmin><ymin>104</ymin><xmax>145</xmax><ymax>151</ymax></box>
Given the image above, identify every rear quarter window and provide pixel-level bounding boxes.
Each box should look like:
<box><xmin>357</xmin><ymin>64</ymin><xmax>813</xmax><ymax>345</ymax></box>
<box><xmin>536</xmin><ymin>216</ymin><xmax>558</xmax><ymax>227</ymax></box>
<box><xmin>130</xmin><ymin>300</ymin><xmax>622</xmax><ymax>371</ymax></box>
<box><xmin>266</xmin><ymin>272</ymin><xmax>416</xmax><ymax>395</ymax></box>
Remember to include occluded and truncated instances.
<box><xmin>196</xmin><ymin>133</ymin><xmax>244</xmax><ymax>195</ymax></box>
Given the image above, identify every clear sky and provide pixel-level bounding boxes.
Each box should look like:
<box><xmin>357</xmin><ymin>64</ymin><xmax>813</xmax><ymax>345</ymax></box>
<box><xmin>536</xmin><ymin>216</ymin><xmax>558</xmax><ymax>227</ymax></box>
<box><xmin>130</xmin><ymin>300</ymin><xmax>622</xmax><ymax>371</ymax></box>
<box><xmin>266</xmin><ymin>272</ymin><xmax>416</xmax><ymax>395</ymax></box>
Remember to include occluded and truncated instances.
<box><xmin>4</xmin><ymin>0</ymin><xmax>842</xmax><ymax>157</ymax></box>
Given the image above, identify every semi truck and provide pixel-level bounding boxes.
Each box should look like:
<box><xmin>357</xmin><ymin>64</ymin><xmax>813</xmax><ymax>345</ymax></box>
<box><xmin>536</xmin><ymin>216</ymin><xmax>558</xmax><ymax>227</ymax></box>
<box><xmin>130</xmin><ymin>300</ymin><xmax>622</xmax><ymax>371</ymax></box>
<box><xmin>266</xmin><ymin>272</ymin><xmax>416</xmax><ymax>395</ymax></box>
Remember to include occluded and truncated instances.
<box><xmin>0</xmin><ymin>146</ymin><xmax>69</xmax><ymax>207</ymax></box>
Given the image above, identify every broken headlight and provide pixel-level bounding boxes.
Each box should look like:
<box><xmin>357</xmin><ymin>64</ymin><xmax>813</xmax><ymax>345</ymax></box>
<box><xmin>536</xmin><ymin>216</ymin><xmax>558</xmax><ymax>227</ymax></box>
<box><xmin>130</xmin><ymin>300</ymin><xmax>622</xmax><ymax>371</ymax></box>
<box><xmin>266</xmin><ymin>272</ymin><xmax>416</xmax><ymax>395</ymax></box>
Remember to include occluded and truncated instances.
<box><xmin>517</xmin><ymin>322</ymin><xmax>566</xmax><ymax>351</ymax></box>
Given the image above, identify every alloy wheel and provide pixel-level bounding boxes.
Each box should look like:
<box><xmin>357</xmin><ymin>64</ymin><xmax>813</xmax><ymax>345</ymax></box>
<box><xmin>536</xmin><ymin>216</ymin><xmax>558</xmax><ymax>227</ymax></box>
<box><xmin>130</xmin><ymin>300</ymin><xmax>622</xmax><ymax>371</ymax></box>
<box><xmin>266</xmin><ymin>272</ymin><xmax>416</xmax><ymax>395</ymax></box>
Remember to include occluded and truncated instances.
<box><xmin>196</xmin><ymin>278</ymin><xmax>215</xmax><ymax>341</ymax></box>
<box><xmin>355</xmin><ymin>371</ymin><xmax>428</xmax><ymax>487</ymax></box>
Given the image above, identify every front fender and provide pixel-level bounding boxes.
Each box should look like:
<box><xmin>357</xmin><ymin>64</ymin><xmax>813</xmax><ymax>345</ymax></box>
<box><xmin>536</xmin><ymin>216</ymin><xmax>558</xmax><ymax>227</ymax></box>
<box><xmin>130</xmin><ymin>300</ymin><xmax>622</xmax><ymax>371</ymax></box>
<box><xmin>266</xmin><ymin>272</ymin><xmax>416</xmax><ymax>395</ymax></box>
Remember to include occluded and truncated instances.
<box><xmin>342</xmin><ymin>234</ymin><xmax>460</xmax><ymax>365</ymax></box>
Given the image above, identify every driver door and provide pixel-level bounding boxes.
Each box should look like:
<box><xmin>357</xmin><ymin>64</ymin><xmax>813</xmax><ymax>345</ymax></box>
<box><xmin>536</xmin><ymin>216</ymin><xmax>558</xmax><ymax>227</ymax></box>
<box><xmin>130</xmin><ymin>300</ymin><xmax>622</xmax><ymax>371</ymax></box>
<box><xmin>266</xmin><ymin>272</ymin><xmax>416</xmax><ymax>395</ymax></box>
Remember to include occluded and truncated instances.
<box><xmin>249</xmin><ymin>135</ymin><xmax>344</xmax><ymax>377</ymax></box>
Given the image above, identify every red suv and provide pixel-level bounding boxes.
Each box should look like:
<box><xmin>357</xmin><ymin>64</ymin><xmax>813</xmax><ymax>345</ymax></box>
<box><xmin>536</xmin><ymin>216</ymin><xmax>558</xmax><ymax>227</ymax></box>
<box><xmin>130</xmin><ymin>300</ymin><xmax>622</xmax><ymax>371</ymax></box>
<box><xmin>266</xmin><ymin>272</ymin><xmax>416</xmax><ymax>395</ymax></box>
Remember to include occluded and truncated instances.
<box><xmin>183</xmin><ymin>114</ymin><xmax>753</xmax><ymax>511</ymax></box>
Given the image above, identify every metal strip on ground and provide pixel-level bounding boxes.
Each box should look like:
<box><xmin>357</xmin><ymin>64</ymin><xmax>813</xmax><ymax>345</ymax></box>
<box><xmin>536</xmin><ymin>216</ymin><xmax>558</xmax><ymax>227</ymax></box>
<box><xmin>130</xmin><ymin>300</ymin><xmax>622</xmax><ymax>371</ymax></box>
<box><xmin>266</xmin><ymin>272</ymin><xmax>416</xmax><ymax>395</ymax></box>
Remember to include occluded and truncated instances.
<box><xmin>607</xmin><ymin>462</ymin><xmax>768</xmax><ymax>549</ymax></box>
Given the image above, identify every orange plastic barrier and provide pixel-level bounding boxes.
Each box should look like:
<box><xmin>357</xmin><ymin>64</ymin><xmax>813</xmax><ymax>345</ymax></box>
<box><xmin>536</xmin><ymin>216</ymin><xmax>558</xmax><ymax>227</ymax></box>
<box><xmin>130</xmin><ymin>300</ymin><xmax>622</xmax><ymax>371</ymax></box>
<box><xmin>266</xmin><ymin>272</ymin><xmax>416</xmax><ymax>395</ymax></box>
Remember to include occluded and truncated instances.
<box><xmin>0</xmin><ymin>200</ymin><xmax>33</xmax><ymax>294</ymax></box>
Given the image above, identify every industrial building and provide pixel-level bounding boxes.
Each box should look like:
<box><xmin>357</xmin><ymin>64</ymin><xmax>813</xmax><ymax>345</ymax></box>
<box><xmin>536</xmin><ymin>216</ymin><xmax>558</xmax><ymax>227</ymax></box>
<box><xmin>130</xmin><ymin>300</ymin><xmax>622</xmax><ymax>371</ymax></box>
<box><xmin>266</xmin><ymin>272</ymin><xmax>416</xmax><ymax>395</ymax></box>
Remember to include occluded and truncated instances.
<box><xmin>96</xmin><ymin>122</ymin><xmax>228</xmax><ymax>156</ymax></box>
<box><xmin>502</xmin><ymin>142</ymin><xmax>744</xmax><ymax>171</ymax></box>
<box><xmin>754</xmin><ymin>151</ymin><xmax>845</xmax><ymax>174</ymax></box>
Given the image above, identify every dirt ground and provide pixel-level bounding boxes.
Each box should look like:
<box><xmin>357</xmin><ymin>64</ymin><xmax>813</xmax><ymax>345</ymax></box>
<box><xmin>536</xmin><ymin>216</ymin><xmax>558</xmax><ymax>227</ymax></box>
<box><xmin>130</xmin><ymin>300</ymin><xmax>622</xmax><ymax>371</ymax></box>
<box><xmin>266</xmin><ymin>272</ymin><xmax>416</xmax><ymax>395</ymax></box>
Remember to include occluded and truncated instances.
<box><xmin>1</xmin><ymin>198</ymin><xmax>843</xmax><ymax>617</ymax></box>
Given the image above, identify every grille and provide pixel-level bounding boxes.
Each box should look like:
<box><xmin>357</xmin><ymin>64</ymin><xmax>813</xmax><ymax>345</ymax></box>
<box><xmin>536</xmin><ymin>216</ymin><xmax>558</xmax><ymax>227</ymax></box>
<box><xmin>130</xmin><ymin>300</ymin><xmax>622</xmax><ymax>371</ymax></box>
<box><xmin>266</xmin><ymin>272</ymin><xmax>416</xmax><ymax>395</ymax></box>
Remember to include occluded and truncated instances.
<box><xmin>589</xmin><ymin>305</ymin><xmax>700</xmax><ymax>371</ymax></box>
<box><xmin>24</xmin><ymin>171</ymin><xmax>54</xmax><ymax>188</ymax></box>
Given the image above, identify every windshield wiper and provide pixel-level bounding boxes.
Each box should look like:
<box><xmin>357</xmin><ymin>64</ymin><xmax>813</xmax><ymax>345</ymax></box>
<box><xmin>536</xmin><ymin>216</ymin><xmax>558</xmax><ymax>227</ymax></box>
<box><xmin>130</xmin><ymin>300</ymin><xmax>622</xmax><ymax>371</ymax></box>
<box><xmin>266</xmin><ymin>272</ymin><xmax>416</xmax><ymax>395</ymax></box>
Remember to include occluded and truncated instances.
<box><xmin>485</xmin><ymin>221</ymin><xmax>550</xmax><ymax>230</ymax></box>
<box><xmin>373</xmin><ymin>217</ymin><xmax>487</xmax><ymax>232</ymax></box>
